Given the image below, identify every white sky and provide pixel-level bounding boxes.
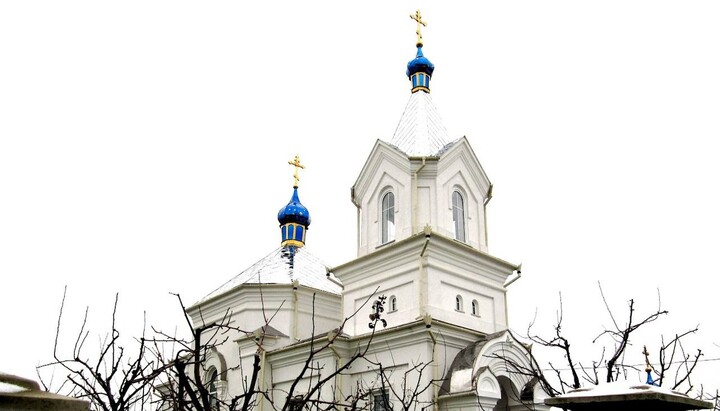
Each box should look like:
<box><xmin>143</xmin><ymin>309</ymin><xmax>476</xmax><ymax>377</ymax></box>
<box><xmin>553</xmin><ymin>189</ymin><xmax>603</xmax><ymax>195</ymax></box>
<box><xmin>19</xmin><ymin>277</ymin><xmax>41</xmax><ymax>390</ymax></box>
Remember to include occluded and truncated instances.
<box><xmin>2</xmin><ymin>1</ymin><xmax>719</xmax><ymax>390</ymax></box>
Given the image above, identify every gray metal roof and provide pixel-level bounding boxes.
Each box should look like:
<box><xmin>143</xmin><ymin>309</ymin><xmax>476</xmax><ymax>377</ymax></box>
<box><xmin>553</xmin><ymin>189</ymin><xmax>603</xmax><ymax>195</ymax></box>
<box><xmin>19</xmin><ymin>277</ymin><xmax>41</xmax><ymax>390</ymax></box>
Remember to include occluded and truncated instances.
<box><xmin>389</xmin><ymin>91</ymin><xmax>450</xmax><ymax>157</ymax></box>
<box><xmin>196</xmin><ymin>247</ymin><xmax>343</xmax><ymax>305</ymax></box>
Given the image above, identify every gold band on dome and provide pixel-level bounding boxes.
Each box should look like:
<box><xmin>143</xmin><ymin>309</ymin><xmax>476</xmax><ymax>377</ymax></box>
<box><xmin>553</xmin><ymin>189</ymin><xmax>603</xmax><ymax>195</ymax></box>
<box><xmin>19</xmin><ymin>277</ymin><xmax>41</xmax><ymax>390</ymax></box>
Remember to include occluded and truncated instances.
<box><xmin>282</xmin><ymin>239</ymin><xmax>305</xmax><ymax>248</ymax></box>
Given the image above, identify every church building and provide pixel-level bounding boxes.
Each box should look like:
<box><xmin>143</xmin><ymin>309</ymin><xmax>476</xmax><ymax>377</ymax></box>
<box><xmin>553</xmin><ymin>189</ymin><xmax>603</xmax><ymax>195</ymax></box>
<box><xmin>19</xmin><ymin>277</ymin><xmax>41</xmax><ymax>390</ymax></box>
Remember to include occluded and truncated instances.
<box><xmin>185</xmin><ymin>11</ymin><xmax>548</xmax><ymax>411</ymax></box>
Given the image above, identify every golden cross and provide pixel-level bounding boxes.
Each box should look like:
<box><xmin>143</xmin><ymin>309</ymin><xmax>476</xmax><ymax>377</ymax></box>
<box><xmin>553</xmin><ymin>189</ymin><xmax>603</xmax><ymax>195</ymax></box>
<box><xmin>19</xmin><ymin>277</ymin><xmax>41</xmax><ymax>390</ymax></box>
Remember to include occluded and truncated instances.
<box><xmin>410</xmin><ymin>9</ymin><xmax>427</xmax><ymax>47</ymax></box>
<box><xmin>288</xmin><ymin>155</ymin><xmax>305</xmax><ymax>188</ymax></box>
<box><xmin>642</xmin><ymin>345</ymin><xmax>652</xmax><ymax>371</ymax></box>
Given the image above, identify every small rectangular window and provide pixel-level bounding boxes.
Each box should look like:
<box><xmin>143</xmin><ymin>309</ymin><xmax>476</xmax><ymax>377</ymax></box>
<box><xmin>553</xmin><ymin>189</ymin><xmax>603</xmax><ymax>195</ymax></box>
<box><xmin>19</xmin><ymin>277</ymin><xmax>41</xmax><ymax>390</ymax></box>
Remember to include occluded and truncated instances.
<box><xmin>373</xmin><ymin>391</ymin><xmax>390</xmax><ymax>411</ymax></box>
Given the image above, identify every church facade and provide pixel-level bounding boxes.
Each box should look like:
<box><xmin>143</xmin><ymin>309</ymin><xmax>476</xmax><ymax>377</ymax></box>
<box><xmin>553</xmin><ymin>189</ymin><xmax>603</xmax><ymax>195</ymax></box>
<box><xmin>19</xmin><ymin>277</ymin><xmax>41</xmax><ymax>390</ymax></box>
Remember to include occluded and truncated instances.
<box><xmin>185</xmin><ymin>13</ymin><xmax>548</xmax><ymax>411</ymax></box>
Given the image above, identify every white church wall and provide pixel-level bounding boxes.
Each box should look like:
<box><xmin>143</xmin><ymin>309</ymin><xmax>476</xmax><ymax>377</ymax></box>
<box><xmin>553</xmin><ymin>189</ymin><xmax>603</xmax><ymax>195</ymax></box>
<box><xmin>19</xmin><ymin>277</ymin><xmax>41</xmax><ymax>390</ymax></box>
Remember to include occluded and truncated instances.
<box><xmin>415</xmin><ymin>185</ymin><xmax>433</xmax><ymax>231</ymax></box>
<box><xmin>228</xmin><ymin>339</ymin><xmax>260</xmax><ymax>402</ymax></box>
<box><xmin>362</xmin><ymin>172</ymin><xmax>412</xmax><ymax>255</ymax></box>
<box><xmin>439</xmin><ymin>393</ymin><xmax>490</xmax><ymax>411</ymax></box>
<box><xmin>438</xmin><ymin>170</ymin><xmax>483</xmax><ymax>250</ymax></box>
<box><xmin>335</xmin><ymin>235</ymin><xmax>428</xmax><ymax>335</ymax></box>
<box><xmin>189</xmin><ymin>287</ymin><xmax>293</xmax><ymax>332</ymax></box>
<box><xmin>344</xmin><ymin>330</ymin><xmax>438</xmax><ymax>411</ymax></box>
<box><xmin>347</xmin><ymin>264</ymin><xmax>417</xmax><ymax>335</ymax></box>
<box><xmin>437</xmin><ymin>138</ymin><xmax>491</xmax><ymax>253</ymax></box>
<box><xmin>352</xmin><ymin>142</ymin><xmax>413</xmax><ymax>257</ymax></box>
<box><xmin>422</xmin><ymin>238</ymin><xmax>513</xmax><ymax>334</ymax></box>
<box><xmin>435</xmin><ymin>279</ymin><xmax>499</xmax><ymax>333</ymax></box>
<box><xmin>409</xmin><ymin>158</ymin><xmax>438</xmax><ymax>235</ymax></box>
<box><xmin>266</xmin><ymin>343</ymin><xmax>340</xmax><ymax>408</ymax></box>
<box><xmin>294</xmin><ymin>288</ymin><xmax>343</xmax><ymax>339</ymax></box>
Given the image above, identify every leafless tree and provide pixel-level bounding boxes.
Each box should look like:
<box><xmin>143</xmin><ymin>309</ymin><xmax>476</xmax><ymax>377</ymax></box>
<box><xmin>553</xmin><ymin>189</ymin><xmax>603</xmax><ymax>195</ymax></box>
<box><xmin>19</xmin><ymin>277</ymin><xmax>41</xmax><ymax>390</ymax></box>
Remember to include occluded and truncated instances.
<box><xmin>42</xmin><ymin>284</ymin><xmax>447</xmax><ymax>411</ymax></box>
<box><xmin>373</xmin><ymin>360</ymin><xmax>436</xmax><ymax>411</ymax></box>
<box><xmin>492</xmin><ymin>285</ymin><xmax>707</xmax><ymax>402</ymax></box>
<box><xmin>150</xmin><ymin>292</ymin><xmax>436</xmax><ymax>411</ymax></box>
<box><xmin>38</xmin><ymin>287</ymin><xmax>163</xmax><ymax>411</ymax></box>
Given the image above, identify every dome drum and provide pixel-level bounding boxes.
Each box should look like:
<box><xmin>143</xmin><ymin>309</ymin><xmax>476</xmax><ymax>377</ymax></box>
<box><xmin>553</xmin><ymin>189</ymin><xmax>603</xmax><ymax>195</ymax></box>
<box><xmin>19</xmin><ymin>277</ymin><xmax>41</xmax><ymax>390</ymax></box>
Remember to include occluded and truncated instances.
<box><xmin>278</xmin><ymin>187</ymin><xmax>311</xmax><ymax>248</ymax></box>
<box><xmin>406</xmin><ymin>46</ymin><xmax>434</xmax><ymax>93</ymax></box>
<box><xmin>410</xmin><ymin>72</ymin><xmax>430</xmax><ymax>93</ymax></box>
<box><xmin>281</xmin><ymin>223</ymin><xmax>306</xmax><ymax>248</ymax></box>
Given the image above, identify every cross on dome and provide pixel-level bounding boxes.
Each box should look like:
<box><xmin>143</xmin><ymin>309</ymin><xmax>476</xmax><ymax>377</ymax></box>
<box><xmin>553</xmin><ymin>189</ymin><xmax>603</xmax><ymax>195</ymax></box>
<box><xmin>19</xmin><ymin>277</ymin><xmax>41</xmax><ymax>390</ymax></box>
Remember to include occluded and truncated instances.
<box><xmin>288</xmin><ymin>154</ymin><xmax>305</xmax><ymax>188</ymax></box>
<box><xmin>410</xmin><ymin>10</ymin><xmax>427</xmax><ymax>47</ymax></box>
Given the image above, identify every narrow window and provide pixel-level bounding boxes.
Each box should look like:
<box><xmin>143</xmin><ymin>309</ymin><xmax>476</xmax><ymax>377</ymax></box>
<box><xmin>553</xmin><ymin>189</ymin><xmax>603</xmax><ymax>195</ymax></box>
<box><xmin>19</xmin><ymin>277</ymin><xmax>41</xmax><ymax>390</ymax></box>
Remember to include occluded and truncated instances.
<box><xmin>452</xmin><ymin>191</ymin><xmax>466</xmax><ymax>242</ymax></box>
<box><xmin>207</xmin><ymin>367</ymin><xmax>219</xmax><ymax>409</ymax></box>
<box><xmin>471</xmin><ymin>300</ymin><xmax>479</xmax><ymax>316</ymax></box>
<box><xmin>455</xmin><ymin>295</ymin><xmax>463</xmax><ymax>312</ymax></box>
<box><xmin>381</xmin><ymin>192</ymin><xmax>395</xmax><ymax>244</ymax></box>
<box><xmin>389</xmin><ymin>296</ymin><xmax>397</xmax><ymax>312</ymax></box>
<box><xmin>373</xmin><ymin>390</ymin><xmax>390</xmax><ymax>411</ymax></box>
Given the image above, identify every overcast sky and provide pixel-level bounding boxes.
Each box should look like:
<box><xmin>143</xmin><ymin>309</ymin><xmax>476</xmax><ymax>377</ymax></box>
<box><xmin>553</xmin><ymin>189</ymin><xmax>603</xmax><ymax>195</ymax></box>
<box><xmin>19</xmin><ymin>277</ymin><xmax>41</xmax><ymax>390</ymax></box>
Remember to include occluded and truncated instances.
<box><xmin>2</xmin><ymin>1</ymin><xmax>719</xmax><ymax>388</ymax></box>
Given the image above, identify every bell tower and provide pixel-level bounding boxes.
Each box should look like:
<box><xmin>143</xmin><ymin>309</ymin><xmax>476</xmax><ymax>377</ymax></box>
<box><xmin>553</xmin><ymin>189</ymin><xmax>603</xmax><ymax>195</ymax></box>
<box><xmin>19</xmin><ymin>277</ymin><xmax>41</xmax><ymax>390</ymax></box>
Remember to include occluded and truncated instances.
<box><xmin>351</xmin><ymin>14</ymin><xmax>492</xmax><ymax>258</ymax></box>
<box><xmin>338</xmin><ymin>12</ymin><xmax>514</xmax><ymax>338</ymax></box>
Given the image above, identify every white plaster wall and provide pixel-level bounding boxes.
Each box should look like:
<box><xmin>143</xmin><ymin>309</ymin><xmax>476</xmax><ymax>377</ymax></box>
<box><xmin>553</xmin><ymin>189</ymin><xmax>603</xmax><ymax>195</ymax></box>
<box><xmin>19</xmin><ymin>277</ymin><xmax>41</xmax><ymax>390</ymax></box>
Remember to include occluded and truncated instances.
<box><xmin>295</xmin><ymin>289</ymin><xmax>343</xmax><ymax>339</ymax></box>
<box><xmin>342</xmin><ymin>335</ymin><xmax>437</xmax><ymax>411</ymax></box>
<box><xmin>269</xmin><ymin>352</ymin><xmax>339</xmax><ymax>407</ymax></box>
<box><xmin>416</xmin><ymin>185</ymin><xmax>432</xmax><ymax>231</ymax></box>
<box><xmin>360</xmin><ymin>167</ymin><xmax>412</xmax><ymax>256</ymax></box>
<box><xmin>354</xmin><ymin>140</ymin><xmax>491</xmax><ymax>257</ymax></box>
<box><xmin>410</xmin><ymin>159</ymin><xmax>439</xmax><ymax>234</ymax></box>
<box><xmin>425</xmin><ymin>262</ymin><xmax>508</xmax><ymax>334</ymax></box>
<box><xmin>190</xmin><ymin>289</ymin><xmax>295</xmax><ymax>338</ymax></box>
<box><xmin>353</xmin><ymin>143</ymin><xmax>413</xmax><ymax>257</ymax></box>
<box><xmin>345</xmin><ymin>262</ymin><xmax>418</xmax><ymax>336</ymax></box>
<box><xmin>436</xmin><ymin>139</ymin><xmax>491</xmax><ymax>253</ymax></box>
<box><xmin>437</xmin><ymin>162</ymin><xmax>486</xmax><ymax>253</ymax></box>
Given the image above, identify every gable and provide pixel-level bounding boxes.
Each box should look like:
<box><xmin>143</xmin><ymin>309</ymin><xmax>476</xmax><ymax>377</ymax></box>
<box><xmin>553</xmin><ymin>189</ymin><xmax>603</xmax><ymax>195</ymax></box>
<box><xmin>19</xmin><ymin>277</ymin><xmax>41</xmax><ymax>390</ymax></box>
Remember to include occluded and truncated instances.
<box><xmin>351</xmin><ymin>140</ymin><xmax>411</xmax><ymax>207</ymax></box>
<box><xmin>437</xmin><ymin>137</ymin><xmax>491</xmax><ymax>197</ymax></box>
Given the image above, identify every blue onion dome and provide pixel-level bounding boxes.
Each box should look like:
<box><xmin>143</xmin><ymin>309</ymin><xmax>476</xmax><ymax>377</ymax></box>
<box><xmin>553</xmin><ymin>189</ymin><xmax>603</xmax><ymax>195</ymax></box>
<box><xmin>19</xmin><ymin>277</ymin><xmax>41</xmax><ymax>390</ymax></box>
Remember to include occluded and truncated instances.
<box><xmin>278</xmin><ymin>188</ymin><xmax>311</xmax><ymax>226</ymax></box>
<box><xmin>406</xmin><ymin>46</ymin><xmax>434</xmax><ymax>93</ymax></box>
<box><xmin>278</xmin><ymin>188</ymin><xmax>311</xmax><ymax>248</ymax></box>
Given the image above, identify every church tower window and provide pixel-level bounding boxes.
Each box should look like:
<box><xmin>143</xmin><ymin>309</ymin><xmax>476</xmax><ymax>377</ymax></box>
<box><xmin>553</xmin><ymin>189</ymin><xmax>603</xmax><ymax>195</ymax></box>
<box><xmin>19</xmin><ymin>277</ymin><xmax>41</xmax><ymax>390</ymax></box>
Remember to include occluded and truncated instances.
<box><xmin>381</xmin><ymin>191</ymin><xmax>395</xmax><ymax>244</ymax></box>
<box><xmin>471</xmin><ymin>299</ymin><xmax>479</xmax><ymax>316</ymax></box>
<box><xmin>452</xmin><ymin>190</ymin><xmax>466</xmax><ymax>242</ymax></box>
<box><xmin>455</xmin><ymin>295</ymin><xmax>463</xmax><ymax>312</ymax></box>
<box><xmin>388</xmin><ymin>295</ymin><xmax>397</xmax><ymax>312</ymax></box>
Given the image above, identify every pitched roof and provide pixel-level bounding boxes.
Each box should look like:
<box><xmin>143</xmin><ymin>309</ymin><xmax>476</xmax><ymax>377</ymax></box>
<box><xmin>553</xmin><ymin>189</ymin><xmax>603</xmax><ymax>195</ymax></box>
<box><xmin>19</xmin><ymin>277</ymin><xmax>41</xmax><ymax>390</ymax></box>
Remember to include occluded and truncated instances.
<box><xmin>195</xmin><ymin>247</ymin><xmax>343</xmax><ymax>305</ymax></box>
<box><xmin>389</xmin><ymin>91</ymin><xmax>450</xmax><ymax>157</ymax></box>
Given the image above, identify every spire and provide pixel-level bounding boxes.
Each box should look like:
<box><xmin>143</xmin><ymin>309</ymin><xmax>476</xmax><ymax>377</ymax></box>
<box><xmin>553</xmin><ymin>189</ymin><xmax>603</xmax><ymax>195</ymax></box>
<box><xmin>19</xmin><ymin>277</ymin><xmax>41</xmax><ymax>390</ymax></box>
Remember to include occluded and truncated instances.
<box><xmin>389</xmin><ymin>11</ymin><xmax>449</xmax><ymax>156</ymax></box>
<box><xmin>278</xmin><ymin>155</ymin><xmax>311</xmax><ymax>248</ymax></box>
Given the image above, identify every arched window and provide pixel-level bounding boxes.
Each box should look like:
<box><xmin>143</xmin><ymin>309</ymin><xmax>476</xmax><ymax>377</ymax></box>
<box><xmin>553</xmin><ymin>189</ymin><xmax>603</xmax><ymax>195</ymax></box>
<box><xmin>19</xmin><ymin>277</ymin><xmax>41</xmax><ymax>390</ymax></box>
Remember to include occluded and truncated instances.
<box><xmin>207</xmin><ymin>366</ymin><xmax>219</xmax><ymax>410</ymax></box>
<box><xmin>389</xmin><ymin>295</ymin><xmax>397</xmax><ymax>312</ymax></box>
<box><xmin>381</xmin><ymin>192</ymin><xmax>395</xmax><ymax>244</ymax></box>
<box><xmin>455</xmin><ymin>295</ymin><xmax>463</xmax><ymax>312</ymax></box>
<box><xmin>471</xmin><ymin>300</ymin><xmax>479</xmax><ymax>316</ymax></box>
<box><xmin>452</xmin><ymin>191</ymin><xmax>466</xmax><ymax>242</ymax></box>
